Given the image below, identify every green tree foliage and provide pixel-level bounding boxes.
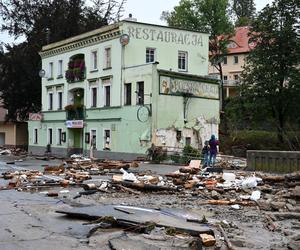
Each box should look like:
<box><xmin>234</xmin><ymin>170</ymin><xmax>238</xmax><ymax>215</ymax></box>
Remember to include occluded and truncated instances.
<box><xmin>231</xmin><ymin>0</ymin><xmax>256</xmax><ymax>26</ymax></box>
<box><xmin>0</xmin><ymin>0</ymin><xmax>125</xmax><ymax>121</ymax></box>
<box><xmin>161</xmin><ymin>0</ymin><xmax>234</xmax><ymax>111</ymax></box>
<box><xmin>240</xmin><ymin>0</ymin><xmax>300</xmax><ymax>142</ymax></box>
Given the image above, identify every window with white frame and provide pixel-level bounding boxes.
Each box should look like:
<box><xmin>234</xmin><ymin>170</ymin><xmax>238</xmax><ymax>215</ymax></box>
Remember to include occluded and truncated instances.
<box><xmin>33</xmin><ymin>128</ymin><xmax>38</xmax><ymax>144</ymax></box>
<box><xmin>48</xmin><ymin>92</ymin><xmax>53</xmax><ymax>110</ymax></box>
<box><xmin>223</xmin><ymin>75</ymin><xmax>228</xmax><ymax>81</ymax></box>
<box><xmin>91</xmin><ymin>87</ymin><xmax>97</xmax><ymax>107</ymax></box>
<box><xmin>102</xmin><ymin>78</ymin><xmax>111</xmax><ymax>107</ymax></box>
<box><xmin>124</xmin><ymin>83</ymin><xmax>132</xmax><ymax>105</ymax></box>
<box><xmin>223</xmin><ymin>56</ymin><xmax>227</xmax><ymax>65</ymax></box>
<box><xmin>146</xmin><ymin>48</ymin><xmax>155</xmax><ymax>63</ymax></box>
<box><xmin>57</xmin><ymin>91</ymin><xmax>63</xmax><ymax>110</ymax></box>
<box><xmin>178</xmin><ymin>51</ymin><xmax>188</xmax><ymax>71</ymax></box>
<box><xmin>58</xmin><ymin>60</ymin><xmax>63</xmax><ymax>77</ymax></box>
<box><xmin>104</xmin><ymin>47</ymin><xmax>111</xmax><ymax>68</ymax></box>
<box><xmin>49</xmin><ymin>62</ymin><xmax>53</xmax><ymax>78</ymax></box>
<box><xmin>136</xmin><ymin>81</ymin><xmax>144</xmax><ymax>105</ymax></box>
<box><xmin>104</xmin><ymin>129</ymin><xmax>110</xmax><ymax>150</ymax></box>
<box><xmin>48</xmin><ymin>128</ymin><xmax>53</xmax><ymax>145</ymax></box>
<box><xmin>91</xmin><ymin>129</ymin><xmax>97</xmax><ymax>149</ymax></box>
<box><xmin>91</xmin><ymin>50</ymin><xmax>98</xmax><ymax>70</ymax></box>
<box><xmin>234</xmin><ymin>55</ymin><xmax>239</xmax><ymax>64</ymax></box>
<box><xmin>57</xmin><ymin>128</ymin><xmax>63</xmax><ymax>145</ymax></box>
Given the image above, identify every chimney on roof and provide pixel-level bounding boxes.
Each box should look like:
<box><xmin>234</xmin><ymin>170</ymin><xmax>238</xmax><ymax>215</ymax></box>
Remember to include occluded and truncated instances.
<box><xmin>124</xmin><ymin>13</ymin><xmax>137</xmax><ymax>22</ymax></box>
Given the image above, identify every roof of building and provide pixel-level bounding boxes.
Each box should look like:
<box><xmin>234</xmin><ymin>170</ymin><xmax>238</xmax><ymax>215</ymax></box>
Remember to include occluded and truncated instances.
<box><xmin>227</xmin><ymin>26</ymin><xmax>255</xmax><ymax>54</ymax></box>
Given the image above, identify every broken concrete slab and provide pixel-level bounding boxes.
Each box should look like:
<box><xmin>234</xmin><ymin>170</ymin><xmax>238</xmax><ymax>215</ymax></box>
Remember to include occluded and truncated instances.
<box><xmin>56</xmin><ymin>205</ymin><xmax>213</xmax><ymax>236</ymax></box>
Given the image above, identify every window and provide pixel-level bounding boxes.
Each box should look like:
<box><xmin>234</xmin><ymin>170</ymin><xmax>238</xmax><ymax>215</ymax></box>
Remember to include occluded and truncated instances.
<box><xmin>178</xmin><ymin>51</ymin><xmax>188</xmax><ymax>71</ymax></box>
<box><xmin>104</xmin><ymin>85</ymin><xmax>111</xmax><ymax>107</ymax></box>
<box><xmin>146</xmin><ymin>48</ymin><xmax>155</xmax><ymax>63</ymax></box>
<box><xmin>104</xmin><ymin>129</ymin><xmax>110</xmax><ymax>150</ymax></box>
<box><xmin>58</xmin><ymin>60</ymin><xmax>63</xmax><ymax>77</ymax></box>
<box><xmin>49</xmin><ymin>62</ymin><xmax>53</xmax><ymax>78</ymax></box>
<box><xmin>223</xmin><ymin>75</ymin><xmax>228</xmax><ymax>81</ymax></box>
<box><xmin>48</xmin><ymin>92</ymin><xmax>53</xmax><ymax>110</ymax></box>
<box><xmin>57</xmin><ymin>128</ymin><xmax>63</xmax><ymax>145</ymax></box>
<box><xmin>124</xmin><ymin>83</ymin><xmax>132</xmax><ymax>105</ymax></box>
<box><xmin>104</xmin><ymin>47</ymin><xmax>111</xmax><ymax>68</ymax></box>
<box><xmin>223</xmin><ymin>56</ymin><xmax>227</xmax><ymax>65</ymax></box>
<box><xmin>234</xmin><ymin>74</ymin><xmax>239</xmax><ymax>81</ymax></box>
<box><xmin>33</xmin><ymin>128</ymin><xmax>38</xmax><ymax>144</ymax></box>
<box><xmin>91</xmin><ymin>50</ymin><xmax>98</xmax><ymax>70</ymax></box>
<box><xmin>91</xmin><ymin>129</ymin><xmax>97</xmax><ymax>149</ymax></box>
<box><xmin>185</xmin><ymin>137</ymin><xmax>191</xmax><ymax>146</ymax></box>
<box><xmin>48</xmin><ymin>128</ymin><xmax>53</xmax><ymax>145</ymax></box>
<box><xmin>176</xmin><ymin>130</ymin><xmax>182</xmax><ymax>141</ymax></box>
<box><xmin>57</xmin><ymin>92</ymin><xmax>63</xmax><ymax>110</ymax></box>
<box><xmin>136</xmin><ymin>81</ymin><xmax>144</xmax><ymax>105</ymax></box>
<box><xmin>234</xmin><ymin>55</ymin><xmax>239</xmax><ymax>64</ymax></box>
<box><xmin>91</xmin><ymin>87</ymin><xmax>97</xmax><ymax>107</ymax></box>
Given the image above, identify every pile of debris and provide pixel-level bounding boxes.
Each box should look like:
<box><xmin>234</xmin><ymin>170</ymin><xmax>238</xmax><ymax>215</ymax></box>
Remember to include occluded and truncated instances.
<box><xmin>0</xmin><ymin>147</ymin><xmax>27</xmax><ymax>156</ymax></box>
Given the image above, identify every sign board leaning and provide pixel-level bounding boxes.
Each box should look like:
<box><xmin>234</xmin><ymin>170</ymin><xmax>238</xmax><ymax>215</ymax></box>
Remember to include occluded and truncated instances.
<box><xmin>159</xmin><ymin>76</ymin><xmax>219</xmax><ymax>100</ymax></box>
<box><xmin>66</xmin><ymin>120</ymin><xmax>84</xmax><ymax>128</ymax></box>
<box><xmin>29</xmin><ymin>113</ymin><xmax>43</xmax><ymax>121</ymax></box>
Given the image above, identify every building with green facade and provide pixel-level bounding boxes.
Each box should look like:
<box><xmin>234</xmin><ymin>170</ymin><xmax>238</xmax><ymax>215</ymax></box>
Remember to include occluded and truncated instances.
<box><xmin>28</xmin><ymin>20</ymin><xmax>220</xmax><ymax>159</ymax></box>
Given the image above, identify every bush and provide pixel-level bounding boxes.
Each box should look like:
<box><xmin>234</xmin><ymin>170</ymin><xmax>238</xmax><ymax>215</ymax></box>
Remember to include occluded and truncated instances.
<box><xmin>170</xmin><ymin>145</ymin><xmax>201</xmax><ymax>165</ymax></box>
<box><xmin>146</xmin><ymin>144</ymin><xmax>167</xmax><ymax>163</ymax></box>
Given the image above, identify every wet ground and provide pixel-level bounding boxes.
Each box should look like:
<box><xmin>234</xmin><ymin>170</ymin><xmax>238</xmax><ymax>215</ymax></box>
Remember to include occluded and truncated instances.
<box><xmin>0</xmin><ymin>155</ymin><xmax>299</xmax><ymax>249</ymax></box>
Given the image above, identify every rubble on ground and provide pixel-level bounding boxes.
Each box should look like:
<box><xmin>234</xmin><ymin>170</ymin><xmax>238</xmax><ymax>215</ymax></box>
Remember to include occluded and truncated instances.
<box><xmin>0</xmin><ymin>155</ymin><xmax>299</xmax><ymax>249</ymax></box>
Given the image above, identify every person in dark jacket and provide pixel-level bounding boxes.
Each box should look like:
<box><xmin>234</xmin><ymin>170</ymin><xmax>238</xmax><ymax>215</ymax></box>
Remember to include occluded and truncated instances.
<box><xmin>201</xmin><ymin>140</ymin><xmax>209</xmax><ymax>167</ymax></box>
<box><xmin>208</xmin><ymin>135</ymin><xmax>219</xmax><ymax>166</ymax></box>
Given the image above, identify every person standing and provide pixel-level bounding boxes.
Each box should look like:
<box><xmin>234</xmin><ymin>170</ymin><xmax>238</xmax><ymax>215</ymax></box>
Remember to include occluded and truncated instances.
<box><xmin>201</xmin><ymin>140</ymin><xmax>210</xmax><ymax>167</ymax></box>
<box><xmin>208</xmin><ymin>135</ymin><xmax>219</xmax><ymax>167</ymax></box>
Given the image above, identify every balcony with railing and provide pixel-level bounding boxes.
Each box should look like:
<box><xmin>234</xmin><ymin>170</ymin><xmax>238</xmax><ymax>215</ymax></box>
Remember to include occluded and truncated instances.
<box><xmin>65</xmin><ymin>104</ymin><xmax>85</xmax><ymax>120</ymax></box>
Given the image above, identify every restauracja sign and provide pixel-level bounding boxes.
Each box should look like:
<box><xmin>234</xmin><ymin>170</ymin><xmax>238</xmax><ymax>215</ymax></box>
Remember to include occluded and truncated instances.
<box><xmin>127</xmin><ymin>26</ymin><xmax>204</xmax><ymax>47</ymax></box>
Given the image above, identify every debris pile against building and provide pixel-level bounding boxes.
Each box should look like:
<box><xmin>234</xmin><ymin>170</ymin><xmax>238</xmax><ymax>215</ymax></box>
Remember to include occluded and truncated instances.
<box><xmin>1</xmin><ymin>155</ymin><xmax>300</xmax><ymax>249</ymax></box>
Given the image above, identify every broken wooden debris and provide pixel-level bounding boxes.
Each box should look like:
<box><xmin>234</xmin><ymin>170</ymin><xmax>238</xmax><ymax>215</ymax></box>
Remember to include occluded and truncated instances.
<box><xmin>218</xmin><ymin>224</ymin><xmax>235</xmax><ymax>250</ymax></box>
<box><xmin>112</xmin><ymin>180</ymin><xmax>179</xmax><ymax>192</ymax></box>
<box><xmin>200</xmin><ymin>233</ymin><xmax>216</xmax><ymax>247</ymax></box>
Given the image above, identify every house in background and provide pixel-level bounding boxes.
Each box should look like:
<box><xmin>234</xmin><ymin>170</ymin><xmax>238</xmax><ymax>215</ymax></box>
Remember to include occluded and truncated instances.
<box><xmin>28</xmin><ymin>20</ymin><xmax>219</xmax><ymax>159</ymax></box>
<box><xmin>0</xmin><ymin>100</ymin><xmax>28</xmax><ymax>148</ymax></box>
<box><xmin>209</xmin><ymin>26</ymin><xmax>254</xmax><ymax>98</ymax></box>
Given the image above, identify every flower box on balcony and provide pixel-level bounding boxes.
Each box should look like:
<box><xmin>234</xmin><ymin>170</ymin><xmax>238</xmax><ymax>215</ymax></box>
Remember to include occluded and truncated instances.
<box><xmin>65</xmin><ymin>59</ymin><xmax>86</xmax><ymax>83</ymax></box>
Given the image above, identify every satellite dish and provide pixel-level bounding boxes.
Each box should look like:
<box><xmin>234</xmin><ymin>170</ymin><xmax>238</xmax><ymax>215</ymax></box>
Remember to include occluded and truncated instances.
<box><xmin>39</xmin><ymin>69</ymin><xmax>46</xmax><ymax>78</ymax></box>
<box><xmin>120</xmin><ymin>34</ymin><xmax>130</xmax><ymax>46</ymax></box>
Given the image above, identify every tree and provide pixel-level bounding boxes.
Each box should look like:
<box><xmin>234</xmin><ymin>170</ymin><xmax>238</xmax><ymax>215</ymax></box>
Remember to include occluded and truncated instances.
<box><xmin>230</xmin><ymin>0</ymin><xmax>256</xmax><ymax>26</ymax></box>
<box><xmin>161</xmin><ymin>0</ymin><xmax>234</xmax><ymax>117</ymax></box>
<box><xmin>241</xmin><ymin>0</ymin><xmax>300</xmax><ymax>143</ymax></box>
<box><xmin>0</xmin><ymin>0</ymin><xmax>125</xmax><ymax>121</ymax></box>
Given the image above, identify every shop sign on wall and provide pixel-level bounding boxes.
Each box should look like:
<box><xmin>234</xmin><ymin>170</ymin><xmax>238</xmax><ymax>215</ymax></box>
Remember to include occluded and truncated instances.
<box><xmin>66</xmin><ymin>120</ymin><xmax>84</xmax><ymax>128</ymax></box>
<box><xmin>159</xmin><ymin>76</ymin><xmax>219</xmax><ymax>99</ymax></box>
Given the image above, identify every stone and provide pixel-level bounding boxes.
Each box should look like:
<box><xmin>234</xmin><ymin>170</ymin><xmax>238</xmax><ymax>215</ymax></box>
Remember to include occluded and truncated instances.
<box><xmin>257</xmin><ymin>200</ymin><xmax>271</xmax><ymax>211</ymax></box>
<box><xmin>211</xmin><ymin>190</ymin><xmax>220</xmax><ymax>199</ymax></box>
<box><xmin>270</xmin><ymin>201</ymin><xmax>286</xmax><ymax>211</ymax></box>
<box><xmin>286</xmin><ymin>203</ymin><xmax>294</xmax><ymax>212</ymax></box>
<box><xmin>287</xmin><ymin>199</ymin><xmax>297</xmax><ymax>205</ymax></box>
<box><xmin>292</xmin><ymin>186</ymin><xmax>300</xmax><ymax>198</ymax></box>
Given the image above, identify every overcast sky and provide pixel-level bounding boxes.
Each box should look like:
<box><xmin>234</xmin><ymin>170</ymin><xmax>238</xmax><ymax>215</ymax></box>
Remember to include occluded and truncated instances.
<box><xmin>0</xmin><ymin>0</ymin><xmax>274</xmax><ymax>45</ymax></box>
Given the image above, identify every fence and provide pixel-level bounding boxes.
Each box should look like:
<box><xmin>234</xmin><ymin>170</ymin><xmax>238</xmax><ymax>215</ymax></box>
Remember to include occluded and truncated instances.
<box><xmin>247</xmin><ymin>150</ymin><xmax>300</xmax><ymax>173</ymax></box>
